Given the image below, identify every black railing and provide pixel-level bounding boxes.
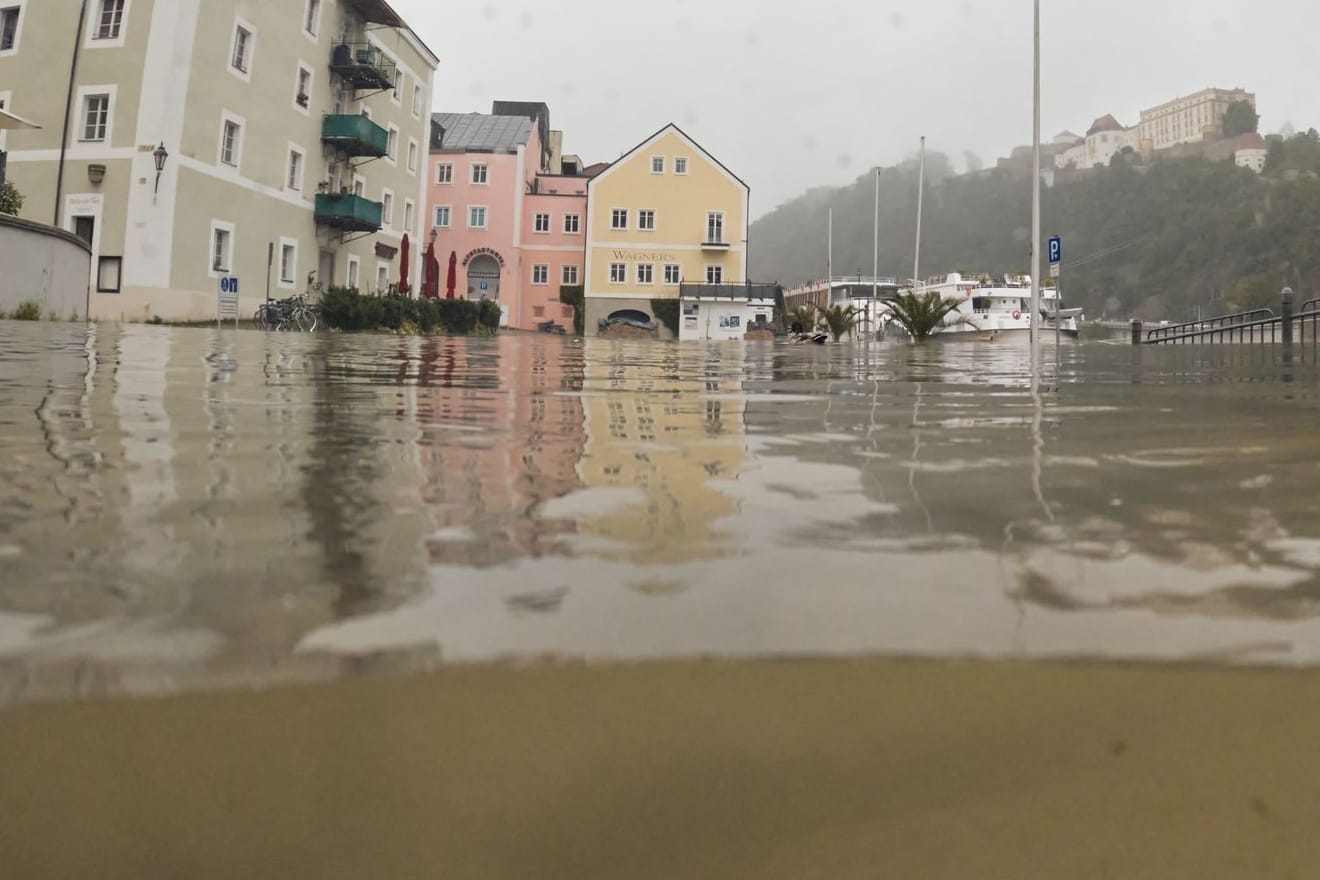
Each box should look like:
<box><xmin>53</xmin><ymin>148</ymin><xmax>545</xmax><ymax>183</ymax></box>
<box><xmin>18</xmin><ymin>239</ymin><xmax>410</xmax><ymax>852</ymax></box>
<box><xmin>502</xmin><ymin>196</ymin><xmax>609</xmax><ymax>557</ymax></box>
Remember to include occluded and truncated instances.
<box><xmin>1138</xmin><ymin>290</ymin><xmax>1320</xmax><ymax>356</ymax></box>
<box><xmin>330</xmin><ymin>42</ymin><xmax>397</xmax><ymax>92</ymax></box>
<box><xmin>679</xmin><ymin>283</ymin><xmax>782</xmax><ymax>301</ymax></box>
<box><xmin>1146</xmin><ymin>308</ymin><xmax>1274</xmax><ymax>342</ymax></box>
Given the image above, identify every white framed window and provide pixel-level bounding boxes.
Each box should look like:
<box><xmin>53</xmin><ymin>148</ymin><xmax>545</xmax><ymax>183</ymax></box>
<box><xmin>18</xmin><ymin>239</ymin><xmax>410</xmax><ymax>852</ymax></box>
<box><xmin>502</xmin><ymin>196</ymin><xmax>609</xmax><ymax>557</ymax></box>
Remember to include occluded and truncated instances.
<box><xmin>468</xmin><ymin>206</ymin><xmax>487</xmax><ymax>229</ymax></box>
<box><xmin>403</xmin><ymin>199</ymin><xmax>415</xmax><ymax>234</ymax></box>
<box><xmin>563</xmin><ymin>213</ymin><xmax>580</xmax><ymax>234</ymax></box>
<box><xmin>531</xmin><ymin>264</ymin><xmax>549</xmax><ymax>285</ymax></box>
<box><xmin>0</xmin><ymin>3</ymin><xmax>24</xmax><ymax>54</ymax></box>
<box><xmin>433</xmin><ymin>205</ymin><xmax>451</xmax><ymax>229</ymax></box>
<box><xmin>609</xmin><ymin>263</ymin><xmax>626</xmax><ymax>284</ymax></box>
<box><xmin>706</xmin><ymin>265</ymin><xmax>723</xmax><ymax>284</ymax></box>
<box><xmin>412</xmin><ymin>83</ymin><xmax>423</xmax><ymax>117</ymax></box>
<box><xmin>386</xmin><ymin>124</ymin><xmax>399</xmax><ymax>163</ymax></box>
<box><xmin>706</xmin><ymin>211</ymin><xmax>725</xmax><ymax>244</ymax></box>
<box><xmin>217</xmin><ymin>111</ymin><xmax>244</xmax><ymax>168</ymax></box>
<box><xmin>534</xmin><ymin>213</ymin><xmax>550</xmax><ymax>233</ymax></box>
<box><xmin>97</xmin><ymin>256</ymin><xmax>122</xmax><ymax>293</ymax></box>
<box><xmin>610</xmin><ymin>209</ymin><xmax>628</xmax><ymax>230</ymax></box>
<box><xmin>651</xmin><ymin>156</ymin><xmax>664</xmax><ymax>174</ymax></box>
<box><xmin>293</xmin><ymin>62</ymin><xmax>313</xmax><ymax>113</ymax></box>
<box><xmin>470</xmin><ymin>163</ymin><xmax>488</xmax><ymax>184</ymax></box>
<box><xmin>346</xmin><ymin>254</ymin><xmax>360</xmax><ymax>289</ymax></box>
<box><xmin>208</xmin><ymin>219</ymin><xmax>235</xmax><ymax>277</ymax></box>
<box><xmin>562</xmin><ymin>265</ymin><xmax>579</xmax><ymax>285</ymax></box>
<box><xmin>391</xmin><ymin>68</ymin><xmax>402</xmax><ymax>104</ymax></box>
<box><xmin>87</xmin><ymin>0</ymin><xmax>129</xmax><ymax>47</ymax></box>
<box><xmin>637</xmin><ymin>263</ymin><xmax>654</xmax><ymax>285</ymax></box>
<box><xmin>78</xmin><ymin>89</ymin><xmax>113</xmax><ymax>142</ymax></box>
<box><xmin>674</xmin><ymin>157</ymin><xmax>689</xmax><ymax>175</ymax></box>
<box><xmin>278</xmin><ymin>237</ymin><xmax>298</xmax><ymax>288</ymax></box>
<box><xmin>407</xmin><ymin>138</ymin><xmax>418</xmax><ymax>173</ymax></box>
<box><xmin>303</xmin><ymin>0</ymin><xmax>321</xmax><ymax>38</ymax></box>
<box><xmin>286</xmin><ymin>144</ymin><xmax>304</xmax><ymax>191</ymax></box>
<box><xmin>435</xmin><ymin>162</ymin><xmax>453</xmax><ymax>184</ymax></box>
<box><xmin>376</xmin><ymin>263</ymin><xmax>390</xmax><ymax>293</ymax></box>
<box><xmin>638</xmin><ymin>210</ymin><xmax>656</xmax><ymax>231</ymax></box>
<box><xmin>352</xmin><ymin>174</ymin><xmax>364</xmax><ymax>197</ymax></box>
<box><xmin>229</xmin><ymin>18</ymin><xmax>255</xmax><ymax>81</ymax></box>
<box><xmin>663</xmin><ymin>264</ymin><xmax>681</xmax><ymax>285</ymax></box>
<box><xmin>380</xmin><ymin>189</ymin><xmax>393</xmax><ymax>228</ymax></box>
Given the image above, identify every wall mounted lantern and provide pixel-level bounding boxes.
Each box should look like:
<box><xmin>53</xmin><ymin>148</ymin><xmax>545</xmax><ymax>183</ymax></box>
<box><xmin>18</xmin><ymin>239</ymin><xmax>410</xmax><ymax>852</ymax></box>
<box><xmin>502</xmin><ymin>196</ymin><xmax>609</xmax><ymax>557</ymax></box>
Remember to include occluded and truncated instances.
<box><xmin>152</xmin><ymin>143</ymin><xmax>168</xmax><ymax>193</ymax></box>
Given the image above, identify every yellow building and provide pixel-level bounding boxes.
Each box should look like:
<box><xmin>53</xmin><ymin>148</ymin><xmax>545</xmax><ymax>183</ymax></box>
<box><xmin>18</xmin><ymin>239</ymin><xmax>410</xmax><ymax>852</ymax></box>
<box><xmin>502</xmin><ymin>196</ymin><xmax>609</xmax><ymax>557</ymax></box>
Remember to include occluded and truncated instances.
<box><xmin>584</xmin><ymin>124</ymin><xmax>749</xmax><ymax>338</ymax></box>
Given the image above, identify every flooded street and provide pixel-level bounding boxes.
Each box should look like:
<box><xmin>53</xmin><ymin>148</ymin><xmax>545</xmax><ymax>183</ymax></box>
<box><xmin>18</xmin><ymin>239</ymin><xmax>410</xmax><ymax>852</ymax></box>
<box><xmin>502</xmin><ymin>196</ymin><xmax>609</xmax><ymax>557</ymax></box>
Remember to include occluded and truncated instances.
<box><xmin>4</xmin><ymin>321</ymin><xmax>1320</xmax><ymax>877</ymax></box>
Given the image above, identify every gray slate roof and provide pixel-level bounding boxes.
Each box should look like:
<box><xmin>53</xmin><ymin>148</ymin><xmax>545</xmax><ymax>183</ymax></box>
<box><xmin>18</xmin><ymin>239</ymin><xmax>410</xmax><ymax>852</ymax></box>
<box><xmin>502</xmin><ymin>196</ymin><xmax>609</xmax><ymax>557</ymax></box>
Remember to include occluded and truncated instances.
<box><xmin>432</xmin><ymin>113</ymin><xmax>533</xmax><ymax>153</ymax></box>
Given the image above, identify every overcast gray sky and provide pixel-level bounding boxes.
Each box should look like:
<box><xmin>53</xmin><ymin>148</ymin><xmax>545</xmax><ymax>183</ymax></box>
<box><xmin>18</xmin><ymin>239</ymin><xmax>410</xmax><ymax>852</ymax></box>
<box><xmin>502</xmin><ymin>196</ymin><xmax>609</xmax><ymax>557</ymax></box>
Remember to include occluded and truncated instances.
<box><xmin>392</xmin><ymin>0</ymin><xmax>1313</xmax><ymax>217</ymax></box>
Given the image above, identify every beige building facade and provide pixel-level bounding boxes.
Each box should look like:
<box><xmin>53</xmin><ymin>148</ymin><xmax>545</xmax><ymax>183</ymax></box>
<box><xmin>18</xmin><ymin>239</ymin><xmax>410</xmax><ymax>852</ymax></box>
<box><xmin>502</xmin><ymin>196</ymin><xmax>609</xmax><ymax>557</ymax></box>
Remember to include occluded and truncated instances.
<box><xmin>1138</xmin><ymin>87</ymin><xmax>1255</xmax><ymax>151</ymax></box>
<box><xmin>0</xmin><ymin>0</ymin><xmax>437</xmax><ymax>321</ymax></box>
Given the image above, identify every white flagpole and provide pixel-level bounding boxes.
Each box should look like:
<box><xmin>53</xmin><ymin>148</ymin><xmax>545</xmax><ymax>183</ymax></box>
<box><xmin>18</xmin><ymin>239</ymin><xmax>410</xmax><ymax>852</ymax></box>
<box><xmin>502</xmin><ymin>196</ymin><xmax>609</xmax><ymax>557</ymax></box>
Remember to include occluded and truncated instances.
<box><xmin>913</xmin><ymin>136</ymin><xmax>925</xmax><ymax>288</ymax></box>
<box><xmin>1030</xmin><ymin>0</ymin><xmax>1042</xmax><ymax>346</ymax></box>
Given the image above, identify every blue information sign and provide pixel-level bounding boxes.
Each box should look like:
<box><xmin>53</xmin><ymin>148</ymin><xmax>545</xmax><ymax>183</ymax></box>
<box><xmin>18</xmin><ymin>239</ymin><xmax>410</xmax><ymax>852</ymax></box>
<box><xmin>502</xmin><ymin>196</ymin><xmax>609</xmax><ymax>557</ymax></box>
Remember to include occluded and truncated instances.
<box><xmin>219</xmin><ymin>276</ymin><xmax>240</xmax><ymax>294</ymax></box>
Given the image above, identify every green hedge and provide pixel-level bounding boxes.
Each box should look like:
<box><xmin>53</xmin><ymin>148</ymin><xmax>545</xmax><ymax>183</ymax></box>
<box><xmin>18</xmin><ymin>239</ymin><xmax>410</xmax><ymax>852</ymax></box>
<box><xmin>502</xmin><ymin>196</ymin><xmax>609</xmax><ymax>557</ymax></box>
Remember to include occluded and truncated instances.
<box><xmin>319</xmin><ymin>287</ymin><xmax>501</xmax><ymax>335</ymax></box>
<box><xmin>559</xmin><ymin>285</ymin><xmax>585</xmax><ymax>336</ymax></box>
<box><xmin>650</xmin><ymin>299</ymin><xmax>680</xmax><ymax>336</ymax></box>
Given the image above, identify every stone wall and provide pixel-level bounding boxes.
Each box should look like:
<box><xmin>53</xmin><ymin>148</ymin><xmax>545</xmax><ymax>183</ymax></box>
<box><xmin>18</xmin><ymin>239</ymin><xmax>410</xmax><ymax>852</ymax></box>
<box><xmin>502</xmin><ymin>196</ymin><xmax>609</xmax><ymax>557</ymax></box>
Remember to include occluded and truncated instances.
<box><xmin>0</xmin><ymin>213</ymin><xmax>91</xmax><ymax>319</ymax></box>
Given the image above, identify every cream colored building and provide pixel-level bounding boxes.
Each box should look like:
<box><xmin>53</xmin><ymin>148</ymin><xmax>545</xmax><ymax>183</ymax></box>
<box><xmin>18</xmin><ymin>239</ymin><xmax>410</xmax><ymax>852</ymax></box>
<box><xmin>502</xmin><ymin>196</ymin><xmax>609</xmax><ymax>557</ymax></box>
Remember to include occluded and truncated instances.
<box><xmin>584</xmin><ymin>124</ymin><xmax>750</xmax><ymax>337</ymax></box>
<box><xmin>1055</xmin><ymin>115</ymin><xmax>1142</xmax><ymax>171</ymax></box>
<box><xmin>1138</xmin><ymin>87</ymin><xmax>1255</xmax><ymax>151</ymax></box>
<box><xmin>0</xmin><ymin>0</ymin><xmax>436</xmax><ymax>321</ymax></box>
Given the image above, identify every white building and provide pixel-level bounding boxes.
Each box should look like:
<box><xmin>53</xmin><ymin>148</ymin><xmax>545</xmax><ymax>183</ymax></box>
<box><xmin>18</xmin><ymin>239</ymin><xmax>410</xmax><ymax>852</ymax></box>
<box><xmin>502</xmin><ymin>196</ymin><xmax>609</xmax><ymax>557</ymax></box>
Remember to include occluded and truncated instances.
<box><xmin>1233</xmin><ymin>133</ymin><xmax>1269</xmax><ymax>173</ymax></box>
<box><xmin>1138</xmin><ymin>87</ymin><xmax>1256</xmax><ymax>151</ymax></box>
<box><xmin>1055</xmin><ymin>115</ymin><xmax>1140</xmax><ymax>171</ymax></box>
<box><xmin>0</xmin><ymin>0</ymin><xmax>438</xmax><ymax>321</ymax></box>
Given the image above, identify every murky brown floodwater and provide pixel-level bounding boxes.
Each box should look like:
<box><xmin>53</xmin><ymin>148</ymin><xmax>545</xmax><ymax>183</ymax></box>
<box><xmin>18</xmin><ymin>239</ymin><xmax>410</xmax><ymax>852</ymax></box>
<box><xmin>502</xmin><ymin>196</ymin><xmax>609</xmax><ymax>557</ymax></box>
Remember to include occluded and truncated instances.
<box><xmin>3</xmin><ymin>321</ymin><xmax>1320</xmax><ymax>877</ymax></box>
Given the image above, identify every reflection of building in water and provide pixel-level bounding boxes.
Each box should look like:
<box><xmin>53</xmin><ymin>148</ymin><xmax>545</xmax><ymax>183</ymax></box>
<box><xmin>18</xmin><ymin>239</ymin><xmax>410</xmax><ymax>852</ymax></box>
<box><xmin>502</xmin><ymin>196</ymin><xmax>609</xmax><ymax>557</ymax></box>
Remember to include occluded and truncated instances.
<box><xmin>414</xmin><ymin>335</ymin><xmax>586</xmax><ymax>567</ymax></box>
<box><xmin>577</xmin><ymin>341</ymin><xmax>750</xmax><ymax>563</ymax></box>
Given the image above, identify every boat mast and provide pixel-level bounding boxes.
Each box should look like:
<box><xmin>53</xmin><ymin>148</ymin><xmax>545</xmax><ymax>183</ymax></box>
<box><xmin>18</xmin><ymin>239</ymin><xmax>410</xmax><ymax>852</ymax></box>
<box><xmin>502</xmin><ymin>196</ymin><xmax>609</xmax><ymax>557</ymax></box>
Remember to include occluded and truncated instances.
<box><xmin>1030</xmin><ymin>0</ymin><xmax>1042</xmax><ymax>345</ymax></box>
<box><xmin>913</xmin><ymin>136</ymin><xmax>925</xmax><ymax>288</ymax></box>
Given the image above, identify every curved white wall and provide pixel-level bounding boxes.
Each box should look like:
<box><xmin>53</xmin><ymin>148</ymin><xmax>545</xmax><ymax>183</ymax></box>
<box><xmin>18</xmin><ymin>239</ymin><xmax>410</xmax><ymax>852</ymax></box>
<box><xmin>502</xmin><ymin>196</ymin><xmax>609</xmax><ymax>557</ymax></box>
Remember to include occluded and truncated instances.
<box><xmin>0</xmin><ymin>213</ymin><xmax>91</xmax><ymax>319</ymax></box>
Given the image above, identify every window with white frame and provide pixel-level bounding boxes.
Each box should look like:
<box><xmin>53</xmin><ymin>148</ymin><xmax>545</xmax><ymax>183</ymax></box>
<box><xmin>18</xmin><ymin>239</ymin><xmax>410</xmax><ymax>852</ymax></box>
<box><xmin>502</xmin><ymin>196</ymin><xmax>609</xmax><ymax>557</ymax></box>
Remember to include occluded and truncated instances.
<box><xmin>81</xmin><ymin>93</ymin><xmax>110</xmax><ymax>141</ymax></box>
<box><xmin>280</xmin><ymin>242</ymin><xmax>296</xmax><ymax>283</ymax></box>
<box><xmin>531</xmin><ymin>264</ymin><xmax>549</xmax><ymax>285</ymax></box>
<box><xmin>286</xmin><ymin>147</ymin><xmax>303</xmax><ymax>191</ymax></box>
<box><xmin>674</xmin><ymin>157</ymin><xmax>689</xmax><ymax>175</ymax></box>
<box><xmin>637</xmin><ymin>263</ymin><xmax>654</xmax><ymax>284</ymax></box>
<box><xmin>381</xmin><ymin>191</ymin><xmax>393</xmax><ymax>228</ymax></box>
<box><xmin>211</xmin><ymin>224</ymin><xmax>233</xmax><ymax>272</ymax></box>
<box><xmin>347</xmin><ymin>255</ymin><xmax>360</xmax><ymax>289</ymax></box>
<box><xmin>433</xmin><ymin>205</ymin><xmax>450</xmax><ymax>228</ymax></box>
<box><xmin>391</xmin><ymin>70</ymin><xmax>402</xmax><ymax>103</ymax></box>
<box><xmin>706</xmin><ymin>265</ymin><xmax>723</xmax><ymax>284</ymax></box>
<box><xmin>92</xmin><ymin>0</ymin><xmax>125</xmax><ymax>41</ymax></box>
<box><xmin>230</xmin><ymin>22</ymin><xmax>252</xmax><ymax>75</ymax></box>
<box><xmin>468</xmin><ymin>206</ymin><xmax>487</xmax><ymax>228</ymax></box>
<box><xmin>407</xmin><ymin>139</ymin><xmax>418</xmax><ymax>173</ymax></box>
<box><xmin>706</xmin><ymin>211</ymin><xmax>725</xmax><ymax>244</ymax></box>
<box><xmin>386</xmin><ymin>125</ymin><xmax>398</xmax><ymax>161</ymax></box>
<box><xmin>436</xmin><ymin>163</ymin><xmax>452</xmax><ymax>184</ymax></box>
<box><xmin>219</xmin><ymin>117</ymin><xmax>241</xmax><ymax>165</ymax></box>
<box><xmin>403</xmin><ymin>200</ymin><xmax>414</xmax><ymax>234</ymax></box>
<box><xmin>609</xmin><ymin>263</ymin><xmax>626</xmax><ymax>284</ymax></box>
<box><xmin>563</xmin><ymin>213</ymin><xmax>580</xmax><ymax>234</ymax></box>
<box><xmin>638</xmin><ymin>210</ymin><xmax>656</xmax><ymax>231</ymax></box>
<box><xmin>534</xmin><ymin>213</ymin><xmax>550</xmax><ymax>233</ymax></box>
<box><xmin>562</xmin><ymin>265</ymin><xmax>579</xmax><ymax>285</ymax></box>
<box><xmin>352</xmin><ymin>175</ymin><xmax>364</xmax><ymax>197</ymax></box>
<box><xmin>651</xmin><ymin>156</ymin><xmax>664</xmax><ymax>174</ymax></box>
<box><xmin>1</xmin><ymin>5</ymin><xmax>22</xmax><ymax>52</ymax></box>
<box><xmin>376</xmin><ymin>264</ymin><xmax>389</xmax><ymax>293</ymax></box>
<box><xmin>610</xmin><ymin>209</ymin><xmax>628</xmax><ymax>230</ymax></box>
<box><xmin>663</xmin><ymin>264</ymin><xmax>681</xmax><ymax>285</ymax></box>
<box><xmin>295</xmin><ymin>64</ymin><xmax>312</xmax><ymax>109</ymax></box>
<box><xmin>304</xmin><ymin>0</ymin><xmax>320</xmax><ymax>36</ymax></box>
<box><xmin>470</xmin><ymin>163</ymin><xmax>488</xmax><ymax>184</ymax></box>
<box><xmin>412</xmin><ymin>83</ymin><xmax>423</xmax><ymax>117</ymax></box>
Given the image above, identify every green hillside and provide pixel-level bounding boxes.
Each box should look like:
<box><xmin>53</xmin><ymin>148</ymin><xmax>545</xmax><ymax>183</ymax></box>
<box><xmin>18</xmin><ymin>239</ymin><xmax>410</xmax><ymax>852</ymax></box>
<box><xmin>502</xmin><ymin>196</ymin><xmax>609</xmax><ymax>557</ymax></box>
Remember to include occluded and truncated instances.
<box><xmin>749</xmin><ymin>132</ymin><xmax>1320</xmax><ymax>321</ymax></box>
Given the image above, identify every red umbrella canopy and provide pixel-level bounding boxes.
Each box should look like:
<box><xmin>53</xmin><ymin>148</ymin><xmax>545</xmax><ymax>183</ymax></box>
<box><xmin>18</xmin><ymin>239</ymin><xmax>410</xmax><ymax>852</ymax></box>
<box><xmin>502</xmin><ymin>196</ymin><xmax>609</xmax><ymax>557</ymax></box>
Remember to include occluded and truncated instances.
<box><xmin>422</xmin><ymin>240</ymin><xmax>439</xmax><ymax>299</ymax></box>
<box><xmin>397</xmin><ymin>233</ymin><xmax>412</xmax><ymax>295</ymax></box>
<box><xmin>446</xmin><ymin>251</ymin><xmax>458</xmax><ymax>300</ymax></box>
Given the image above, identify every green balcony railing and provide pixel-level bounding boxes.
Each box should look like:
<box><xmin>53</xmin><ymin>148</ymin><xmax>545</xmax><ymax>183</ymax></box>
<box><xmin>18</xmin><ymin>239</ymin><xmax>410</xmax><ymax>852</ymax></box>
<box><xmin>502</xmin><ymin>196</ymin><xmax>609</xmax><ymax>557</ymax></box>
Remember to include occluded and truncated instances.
<box><xmin>314</xmin><ymin>193</ymin><xmax>383</xmax><ymax>233</ymax></box>
<box><xmin>321</xmin><ymin>114</ymin><xmax>389</xmax><ymax>158</ymax></box>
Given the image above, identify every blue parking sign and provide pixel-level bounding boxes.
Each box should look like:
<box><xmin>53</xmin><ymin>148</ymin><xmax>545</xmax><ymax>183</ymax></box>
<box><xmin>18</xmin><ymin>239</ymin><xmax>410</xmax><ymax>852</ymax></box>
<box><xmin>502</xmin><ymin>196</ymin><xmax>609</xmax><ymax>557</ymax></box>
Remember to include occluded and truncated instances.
<box><xmin>480</xmin><ymin>281</ymin><xmax>489</xmax><ymax>291</ymax></box>
<box><xmin>1047</xmin><ymin>236</ymin><xmax>1062</xmax><ymax>265</ymax></box>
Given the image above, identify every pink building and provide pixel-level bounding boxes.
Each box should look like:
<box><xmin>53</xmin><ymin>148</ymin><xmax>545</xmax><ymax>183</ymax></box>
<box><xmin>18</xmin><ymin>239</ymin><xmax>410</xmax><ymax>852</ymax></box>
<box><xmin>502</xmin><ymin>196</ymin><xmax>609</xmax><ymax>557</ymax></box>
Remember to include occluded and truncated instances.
<box><xmin>425</xmin><ymin>102</ymin><xmax>587</xmax><ymax>331</ymax></box>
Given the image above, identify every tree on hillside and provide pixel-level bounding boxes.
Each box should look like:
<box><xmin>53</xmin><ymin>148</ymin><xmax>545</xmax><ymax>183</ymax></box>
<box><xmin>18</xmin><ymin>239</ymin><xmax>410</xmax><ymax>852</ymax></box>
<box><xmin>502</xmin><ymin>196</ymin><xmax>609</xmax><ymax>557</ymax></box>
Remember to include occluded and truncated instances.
<box><xmin>1222</xmin><ymin>100</ymin><xmax>1259</xmax><ymax>138</ymax></box>
<box><xmin>0</xmin><ymin>181</ymin><xmax>22</xmax><ymax>216</ymax></box>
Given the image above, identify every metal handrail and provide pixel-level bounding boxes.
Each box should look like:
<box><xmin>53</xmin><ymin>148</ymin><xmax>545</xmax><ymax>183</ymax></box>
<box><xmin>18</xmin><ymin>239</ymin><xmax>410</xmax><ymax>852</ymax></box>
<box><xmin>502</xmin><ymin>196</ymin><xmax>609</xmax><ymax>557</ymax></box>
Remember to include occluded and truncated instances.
<box><xmin>1147</xmin><ymin>315</ymin><xmax>1281</xmax><ymax>345</ymax></box>
<box><xmin>1301</xmin><ymin>298</ymin><xmax>1319</xmax><ymax>314</ymax></box>
<box><xmin>1146</xmin><ymin>308</ymin><xmax>1275</xmax><ymax>342</ymax></box>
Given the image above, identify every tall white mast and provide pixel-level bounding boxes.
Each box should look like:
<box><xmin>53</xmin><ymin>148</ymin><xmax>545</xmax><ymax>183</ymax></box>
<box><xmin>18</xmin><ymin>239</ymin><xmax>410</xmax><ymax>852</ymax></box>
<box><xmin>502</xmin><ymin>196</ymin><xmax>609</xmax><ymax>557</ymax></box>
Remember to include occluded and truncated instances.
<box><xmin>1030</xmin><ymin>0</ymin><xmax>1042</xmax><ymax>345</ymax></box>
<box><xmin>913</xmin><ymin>136</ymin><xmax>925</xmax><ymax>288</ymax></box>
<box><xmin>827</xmin><ymin>207</ymin><xmax>833</xmax><ymax>295</ymax></box>
<box><xmin>872</xmin><ymin>167</ymin><xmax>880</xmax><ymax>331</ymax></box>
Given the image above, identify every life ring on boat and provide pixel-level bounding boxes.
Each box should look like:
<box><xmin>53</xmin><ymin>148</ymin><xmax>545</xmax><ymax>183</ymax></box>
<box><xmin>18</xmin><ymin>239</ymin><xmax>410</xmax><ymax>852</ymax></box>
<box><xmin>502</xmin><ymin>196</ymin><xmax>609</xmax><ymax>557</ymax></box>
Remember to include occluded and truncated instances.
<box><xmin>1012</xmin><ymin>310</ymin><xmax>1022</xmax><ymax>320</ymax></box>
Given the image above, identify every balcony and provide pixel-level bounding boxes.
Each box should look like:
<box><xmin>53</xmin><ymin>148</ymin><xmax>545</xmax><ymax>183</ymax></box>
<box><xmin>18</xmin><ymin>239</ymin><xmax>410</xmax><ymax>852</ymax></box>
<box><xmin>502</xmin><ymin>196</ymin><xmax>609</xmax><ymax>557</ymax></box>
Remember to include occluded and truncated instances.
<box><xmin>315</xmin><ymin>192</ymin><xmax>383</xmax><ymax>233</ymax></box>
<box><xmin>329</xmin><ymin>42</ymin><xmax>397</xmax><ymax>92</ymax></box>
<box><xmin>321</xmin><ymin>114</ymin><xmax>389</xmax><ymax>158</ymax></box>
<box><xmin>679</xmin><ymin>283</ymin><xmax>782</xmax><ymax>303</ymax></box>
<box><xmin>701</xmin><ymin>232</ymin><xmax>730</xmax><ymax>251</ymax></box>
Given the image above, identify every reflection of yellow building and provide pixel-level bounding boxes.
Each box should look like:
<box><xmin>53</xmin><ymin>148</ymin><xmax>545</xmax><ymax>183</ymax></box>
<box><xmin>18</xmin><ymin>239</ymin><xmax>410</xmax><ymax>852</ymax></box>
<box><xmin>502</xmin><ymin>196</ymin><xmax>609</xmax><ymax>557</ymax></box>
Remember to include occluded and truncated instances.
<box><xmin>577</xmin><ymin>341</ymin><xmax>750</xmax><ymax>563</ymax></box>
<box><xmin>583</xmin><ymin>124</ymin><xmax>749</xmax><ymax>337</ymax></box>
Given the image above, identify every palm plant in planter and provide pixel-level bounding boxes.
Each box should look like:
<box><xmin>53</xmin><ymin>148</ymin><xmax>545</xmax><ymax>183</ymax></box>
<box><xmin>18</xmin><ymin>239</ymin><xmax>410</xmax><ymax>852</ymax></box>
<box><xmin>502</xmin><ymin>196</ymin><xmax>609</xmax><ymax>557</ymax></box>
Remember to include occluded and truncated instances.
<box><xmin>883</xmin><ymin>291</ymin><xmax>977</xmax><ymax>340</ymax></box>
<box><xmin>817</xmin><ymin>304</ymin><xmax>864</xmax><ymax>342</ymax></box>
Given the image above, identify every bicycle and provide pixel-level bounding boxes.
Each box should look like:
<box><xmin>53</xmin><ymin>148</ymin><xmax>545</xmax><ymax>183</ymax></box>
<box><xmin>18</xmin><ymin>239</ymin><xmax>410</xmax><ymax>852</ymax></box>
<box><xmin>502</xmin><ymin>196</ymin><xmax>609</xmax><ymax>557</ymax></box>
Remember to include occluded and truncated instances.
<box><xmin>254</xmin><ymin>295</ymin><xmax>318</xmax><ymax>332</ymax></box>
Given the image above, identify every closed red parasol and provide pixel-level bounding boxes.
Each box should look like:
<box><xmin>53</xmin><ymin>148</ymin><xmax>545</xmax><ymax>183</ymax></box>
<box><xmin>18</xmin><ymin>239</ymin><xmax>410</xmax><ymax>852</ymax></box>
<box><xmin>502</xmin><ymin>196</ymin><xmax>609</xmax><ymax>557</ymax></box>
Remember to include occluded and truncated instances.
<box><xmin>397</xmin><ymin>233</ymin><xmax>412</xmax><ymax>295</ymax></box>
<box><xmin>422</xmin><ymin>239</ymin><xmax>439</xmax><ymax>298</ymax></box>
<box><xmin>446</xmin><ymin>250</ymin><xmax>458</xmax><ymax>300</ymax></box>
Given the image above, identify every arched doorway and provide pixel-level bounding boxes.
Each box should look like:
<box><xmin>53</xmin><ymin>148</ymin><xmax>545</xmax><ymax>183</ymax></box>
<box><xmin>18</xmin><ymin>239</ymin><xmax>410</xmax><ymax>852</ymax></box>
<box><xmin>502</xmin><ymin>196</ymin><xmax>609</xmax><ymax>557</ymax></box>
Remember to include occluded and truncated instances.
<box><xmin>466</xmin><ymin>255</ymin><xmax>501</xmax><ymax>300</ymax></box>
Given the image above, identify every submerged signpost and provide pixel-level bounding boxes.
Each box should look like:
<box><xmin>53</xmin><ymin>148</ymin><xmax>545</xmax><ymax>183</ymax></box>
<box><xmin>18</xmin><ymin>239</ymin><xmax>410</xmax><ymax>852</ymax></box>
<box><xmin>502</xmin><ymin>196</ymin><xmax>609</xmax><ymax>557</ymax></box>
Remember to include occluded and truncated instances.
<box><xmin>1049</xmin><ymin>235</ymin><xmax>1062</xmax><ymax>346</ymax></box>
